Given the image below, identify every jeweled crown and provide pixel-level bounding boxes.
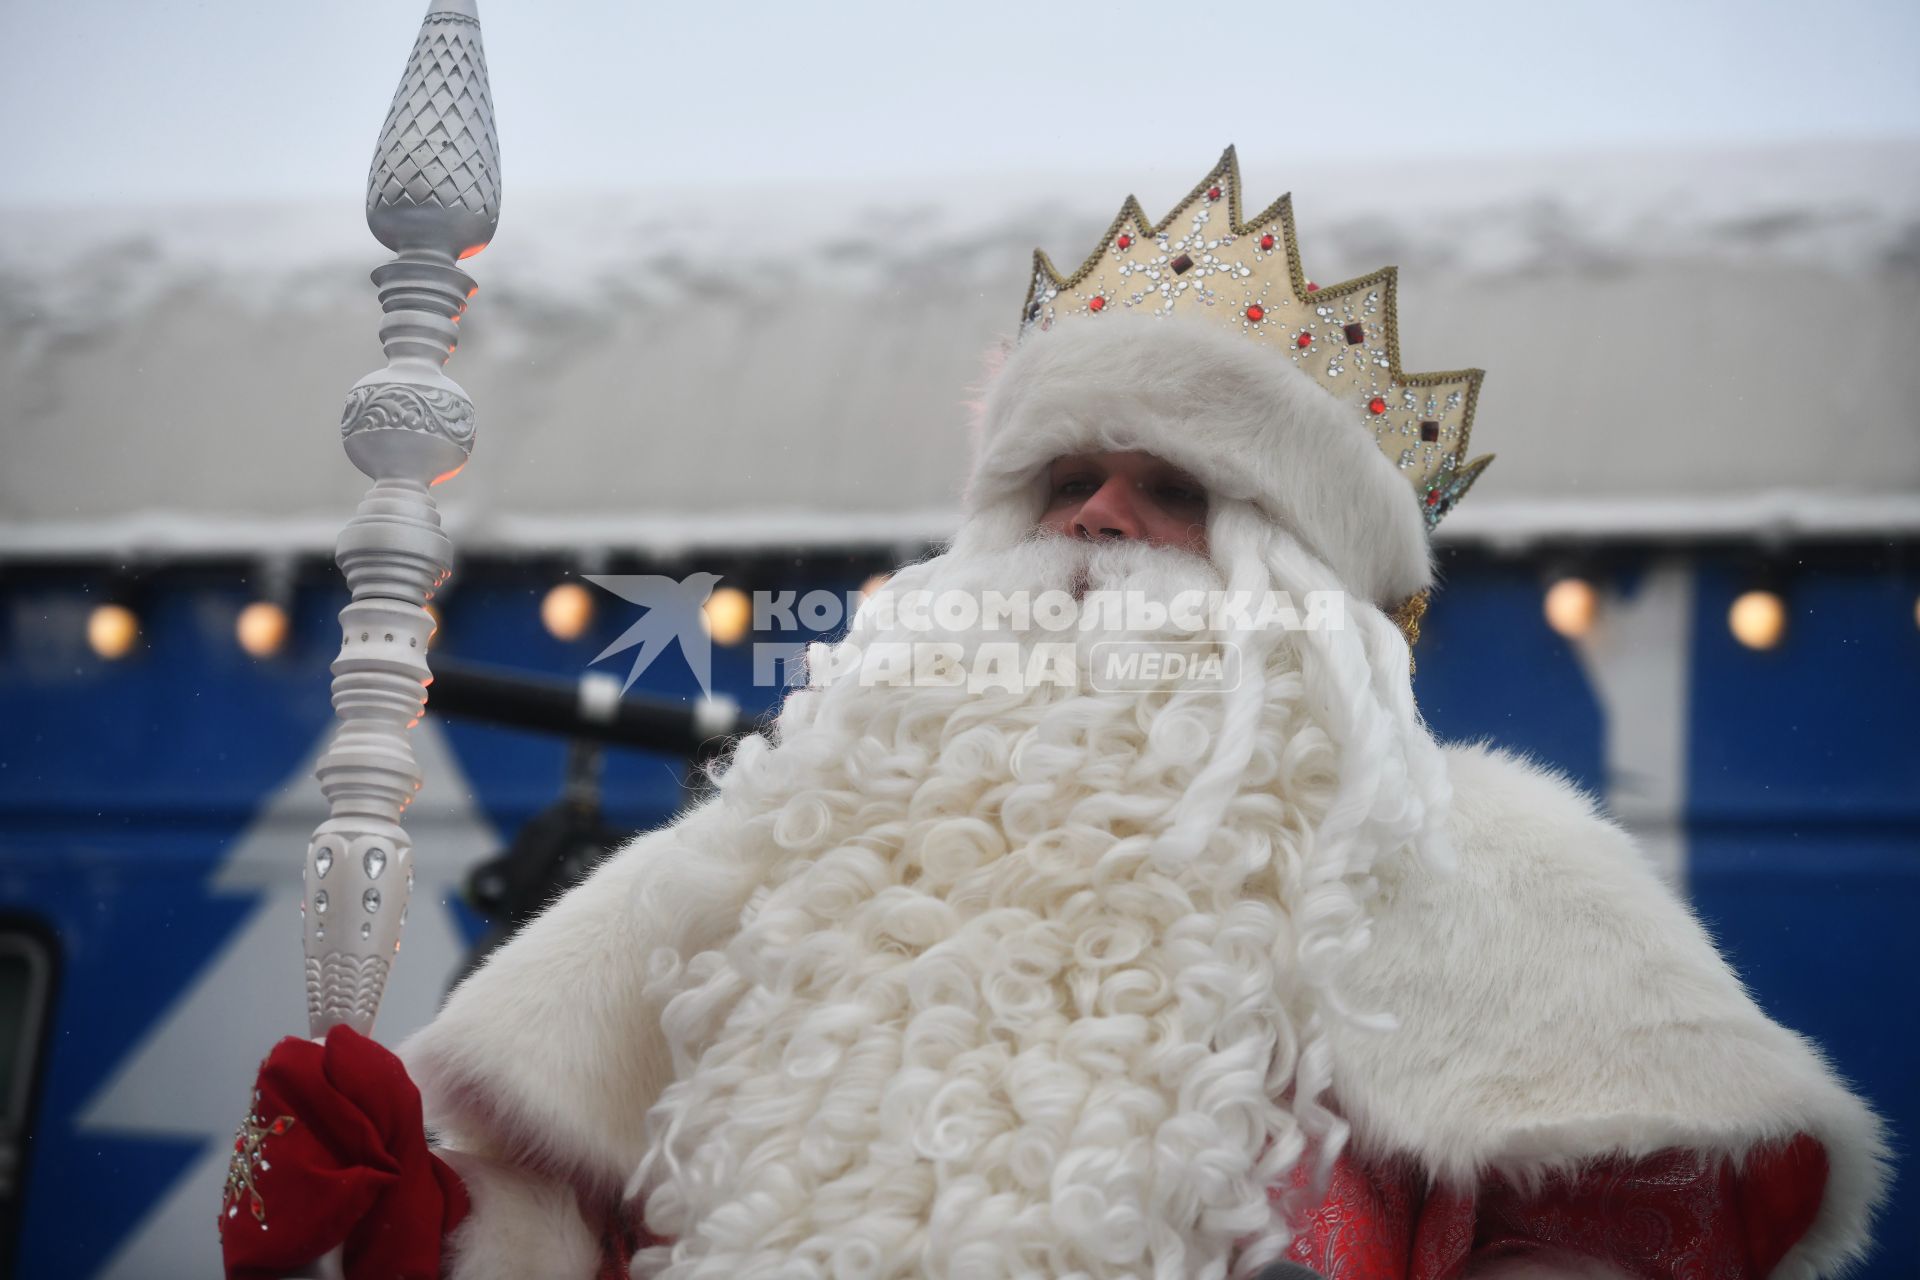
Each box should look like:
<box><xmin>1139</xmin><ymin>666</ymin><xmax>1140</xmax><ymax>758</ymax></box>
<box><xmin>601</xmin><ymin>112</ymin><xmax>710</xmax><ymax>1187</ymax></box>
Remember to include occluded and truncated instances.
<box><xmin>1021</xmin><ymin>146</ymin><xmax>1493</xmax><ymax>530</ymax></box>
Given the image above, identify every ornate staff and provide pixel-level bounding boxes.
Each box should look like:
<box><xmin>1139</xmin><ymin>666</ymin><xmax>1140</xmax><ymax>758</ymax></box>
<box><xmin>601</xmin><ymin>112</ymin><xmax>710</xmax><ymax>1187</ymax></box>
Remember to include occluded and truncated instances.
<box><xmin>304</xmin><ymin>0</ymin><xmax>499</xmax><ymax>1038</ymax></box>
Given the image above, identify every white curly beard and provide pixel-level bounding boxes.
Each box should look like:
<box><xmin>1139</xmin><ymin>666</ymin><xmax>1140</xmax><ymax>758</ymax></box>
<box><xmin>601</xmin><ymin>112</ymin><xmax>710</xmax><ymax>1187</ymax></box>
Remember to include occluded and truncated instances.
<box><xmin>627</xmin><ymin>502</ymin><xmax>1450</xmax><ymax>1280</ymax></box>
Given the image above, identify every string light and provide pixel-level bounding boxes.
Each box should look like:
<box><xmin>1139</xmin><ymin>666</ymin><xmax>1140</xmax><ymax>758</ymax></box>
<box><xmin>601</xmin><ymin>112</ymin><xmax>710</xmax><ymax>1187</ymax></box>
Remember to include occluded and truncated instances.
<box><xmin>1729</xmin><ymin>590</ymin><xmax>1786</xmax><ymax>651</ymax></box>
<box><xmin>540</xmin><ymin>581</ymin><xmax>594</xmax><ymax>641</ymax></box>
<box><xmin>88</xmin><ymin>603</ymin><xmax>140</xmax><ymax>660</ymax></box>
<box><xmin>423</xmin><ymin>603</ymin><xmax>442</xmax><ymax>649</ymax></box>
<box><xmin>702</xmin><ymin>586</ymin><xmax>752</xmax><ymax>646</ymax></box>
<box><xmin>236</xmin><ymin>601</ymin><xmax>290</xmax><ymax>658</ymax></box>
<box><xmin>1543</xmin><ymin>577</ymin><xmax>1599</xmax><ymax>639</ymax></box>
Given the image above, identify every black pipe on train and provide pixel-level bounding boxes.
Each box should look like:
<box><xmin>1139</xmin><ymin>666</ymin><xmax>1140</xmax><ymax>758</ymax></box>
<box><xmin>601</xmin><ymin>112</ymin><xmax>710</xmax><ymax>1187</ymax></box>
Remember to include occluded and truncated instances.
<box><xmin>423</xmin><ymin>657</ymin><xmax>742</xmax><ymax>763</ymax></box>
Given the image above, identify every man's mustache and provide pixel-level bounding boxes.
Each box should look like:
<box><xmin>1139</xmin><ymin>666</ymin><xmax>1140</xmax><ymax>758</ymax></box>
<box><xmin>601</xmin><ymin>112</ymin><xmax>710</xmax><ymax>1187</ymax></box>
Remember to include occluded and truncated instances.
<box><xmin>1022</xmin><ymin>530</ymin><xmax>1219</xmax><ymax>600</ymax></box>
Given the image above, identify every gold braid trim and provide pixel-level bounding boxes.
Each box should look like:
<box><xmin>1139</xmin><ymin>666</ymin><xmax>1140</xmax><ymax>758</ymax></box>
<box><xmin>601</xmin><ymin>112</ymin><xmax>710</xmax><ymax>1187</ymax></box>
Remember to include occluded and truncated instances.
<box><xmin>1387</xmin><ymin>589</ymin><xmax>1431</xmax><ymax>674</ymax></box>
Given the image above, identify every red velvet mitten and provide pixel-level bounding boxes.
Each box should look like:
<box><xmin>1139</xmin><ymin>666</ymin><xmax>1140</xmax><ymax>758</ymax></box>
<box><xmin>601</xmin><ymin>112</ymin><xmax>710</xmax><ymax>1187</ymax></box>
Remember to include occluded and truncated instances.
<box><xmin>220</xmin><ymin>1024</ymin><xmax>469</xmax><ymax>1280</ymax></box>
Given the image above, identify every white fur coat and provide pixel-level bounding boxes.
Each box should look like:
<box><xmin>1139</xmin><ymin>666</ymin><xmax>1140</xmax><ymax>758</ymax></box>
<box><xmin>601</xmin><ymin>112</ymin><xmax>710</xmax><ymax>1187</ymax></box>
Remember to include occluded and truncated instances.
<box><xmin>402</xmin><ymin>744</ymin><xmax>1888</xmax><ymax>1280</ymax></box>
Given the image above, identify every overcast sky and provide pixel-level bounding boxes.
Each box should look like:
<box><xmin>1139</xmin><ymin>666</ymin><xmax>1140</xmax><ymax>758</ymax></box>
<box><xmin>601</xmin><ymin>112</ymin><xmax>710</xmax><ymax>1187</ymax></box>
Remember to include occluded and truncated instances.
<box><xmin>1</xmin><ymin>0</ymin><xmax>1917</xmax><ymax>210</ymax></box>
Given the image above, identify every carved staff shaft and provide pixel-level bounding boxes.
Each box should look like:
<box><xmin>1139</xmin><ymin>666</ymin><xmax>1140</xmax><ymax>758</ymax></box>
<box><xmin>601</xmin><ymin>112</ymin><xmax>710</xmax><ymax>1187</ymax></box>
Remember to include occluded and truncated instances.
<box><xmin>304</xmin><ymin>0</ymin><xmax>500</xmax><ymax>1038</ymax></box>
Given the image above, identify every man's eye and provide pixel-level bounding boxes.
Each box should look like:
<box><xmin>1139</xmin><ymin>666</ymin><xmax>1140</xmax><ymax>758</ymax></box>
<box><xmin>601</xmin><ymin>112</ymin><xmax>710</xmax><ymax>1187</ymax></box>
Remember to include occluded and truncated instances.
<box><xmin>1157</xmin><ymin>484</ymin><xmax>1205</xmax><ymax>506</ymax></box>
<box><xmin>1056</xmin><ymin>478</ymin><xmax>1097</xmax><ymax>497</ymax></box>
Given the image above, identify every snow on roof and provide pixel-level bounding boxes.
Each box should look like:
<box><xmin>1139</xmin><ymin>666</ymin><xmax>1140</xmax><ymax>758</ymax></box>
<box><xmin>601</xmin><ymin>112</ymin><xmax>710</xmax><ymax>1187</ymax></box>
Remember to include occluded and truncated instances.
<box><xmin>2</xmin><ymin>140</ymin><xmax>1916</xmax><ymax>559</ymax></box>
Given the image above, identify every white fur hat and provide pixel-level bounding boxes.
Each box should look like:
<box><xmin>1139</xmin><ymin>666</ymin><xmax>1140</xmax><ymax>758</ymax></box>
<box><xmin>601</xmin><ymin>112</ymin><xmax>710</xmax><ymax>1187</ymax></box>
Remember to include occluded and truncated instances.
<box><xmin>963</xmin><ymin>314</ymin><xmax>1434</xmax><ymax>608</ymax></box>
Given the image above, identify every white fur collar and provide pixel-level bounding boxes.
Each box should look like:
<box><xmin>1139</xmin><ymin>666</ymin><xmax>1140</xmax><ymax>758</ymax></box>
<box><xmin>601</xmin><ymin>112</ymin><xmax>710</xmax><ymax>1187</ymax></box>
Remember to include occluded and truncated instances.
<box><xmin>1329</xmin><ymin>743</ymin><xmax>1889</xmax><ymax>1278</ymax></box>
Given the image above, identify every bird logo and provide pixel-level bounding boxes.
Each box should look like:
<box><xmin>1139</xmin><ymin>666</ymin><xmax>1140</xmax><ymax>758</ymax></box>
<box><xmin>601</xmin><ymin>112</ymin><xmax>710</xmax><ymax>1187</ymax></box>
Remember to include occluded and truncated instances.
<box><xmin>584</xmin><ymin>572</ymin><xmax>725</xmax><ymax>698</ymax></box>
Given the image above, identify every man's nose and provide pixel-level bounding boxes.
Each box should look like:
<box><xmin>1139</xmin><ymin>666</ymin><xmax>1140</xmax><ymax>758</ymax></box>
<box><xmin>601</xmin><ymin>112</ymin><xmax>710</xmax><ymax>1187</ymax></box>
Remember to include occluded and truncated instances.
<box><xmin>1072</xmin><ymin>476</ymin><xmax>1144</xmax><ymax>540</ymax></box>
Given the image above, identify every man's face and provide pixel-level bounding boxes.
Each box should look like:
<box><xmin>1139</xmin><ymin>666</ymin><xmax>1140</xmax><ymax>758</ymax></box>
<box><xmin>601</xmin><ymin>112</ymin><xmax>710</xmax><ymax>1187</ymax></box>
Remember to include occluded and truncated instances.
<box><xmin>1036</xmin><ymin>450</ymin><xmax>1209</xmax><ymax>555</ymax></box>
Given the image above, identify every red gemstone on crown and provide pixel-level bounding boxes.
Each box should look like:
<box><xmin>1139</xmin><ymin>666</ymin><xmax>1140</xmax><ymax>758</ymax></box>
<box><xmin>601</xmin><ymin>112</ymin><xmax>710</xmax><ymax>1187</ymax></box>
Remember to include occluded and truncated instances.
<box><xmin>1246</xmin><ymin>305</ymin><xmax>1265</xmax><ymax>322</ymax></box>
<box><xmin>1116</xmin><ymin>234</ymin><xmax>1132</xmax><ymax>250</ymax></box>
<box><xmin>1295</xmin><ymin>332</ymin><xmax>1312</xmax><ymax>348</ymax></box>
<box><xmin>1089</xmin><ymin>295</ymin><xmax>1106</xmax><ymax>312</ymax></box>
<box><xmin>1207</xmin><ymin>185</ymin><xmax>1222</xmax><ymax>201</ymax></box>
<box><xmin>1426</xmin><ymin>489</ymin><xmax>1443</xmax><ymax>506</ymax></box>
<box><xmin>1369</xmin><ymin>397</ymin><xmax>1387</xmax><ymax>414</ymax></box>
<box><xmin>1344</xmin><ymin>322</ymin><xmax>1366</xmax><ymax>345</ymax></box>
<box><xmin>1260</xmin><ymin>234</ymin><xmax>1275</xmax><ymax>251</ymax></box>
<box><xmin>1170</xmin><ymin>254</ymin><xmax>1194</xmax><ymax>274</ymax></box>
<box><xmin>1420</xmin><ymin>420</ymin><xmax>1440</xmax><ymax>442</ymax></box>
<box><xmin>1306</xmin><ymin>281</ymin><xmax>1319</xmax><ymax>292</ymax></box>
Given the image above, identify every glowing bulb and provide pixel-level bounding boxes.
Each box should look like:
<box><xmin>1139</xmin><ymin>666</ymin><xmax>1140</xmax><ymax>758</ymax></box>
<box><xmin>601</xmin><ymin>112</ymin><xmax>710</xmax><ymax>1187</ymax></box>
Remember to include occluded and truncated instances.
<box><xmin>88</xmin><ymin>603</ymin><xmax>139</xmax><ymax>660</ymax></box>
<box><xmin>1729</xmin><ymin>590</ymin><xmax>1786</xmax><ymax>651</ymax></box>
<box><xmin>236</xmin><ymin>601</ymin><xmax>290</xmax><ymax>658</ymax></box>
<box><xmin>541</xmin><ymin>582</ymin><xmax>594</xmax><ymax>641</ymax></box>
<box><xmin>702</xmin><ymin>586</ymin><xmax>752</xmax><ymax>647</ymax></box>
<box><xmin>1543</xmin><ymin>577</ymin><xmax>1598</xmax><ymax>639</ymax></box>
<box><xmin>860</xmin><ymin>573</ymin><xmax>892</xmax><ymax>599</ymax></box>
